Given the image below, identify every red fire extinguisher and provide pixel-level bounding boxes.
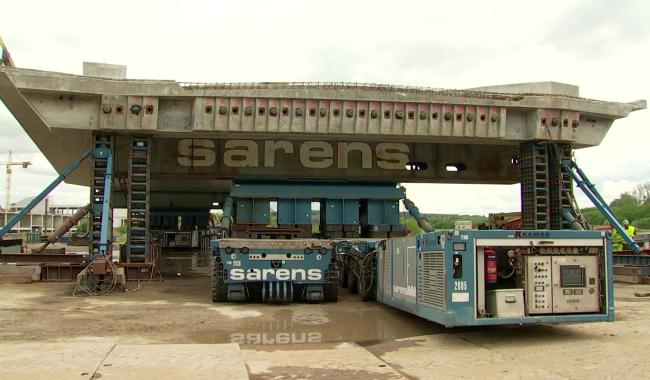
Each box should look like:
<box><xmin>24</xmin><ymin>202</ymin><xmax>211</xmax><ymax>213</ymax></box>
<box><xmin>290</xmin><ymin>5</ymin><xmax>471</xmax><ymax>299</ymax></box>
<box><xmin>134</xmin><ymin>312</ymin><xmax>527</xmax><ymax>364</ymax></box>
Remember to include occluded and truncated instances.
<box><xmin>484</xmin><ymin>247</ymin><xmax>497</xmax><ymax>284</ymax></box>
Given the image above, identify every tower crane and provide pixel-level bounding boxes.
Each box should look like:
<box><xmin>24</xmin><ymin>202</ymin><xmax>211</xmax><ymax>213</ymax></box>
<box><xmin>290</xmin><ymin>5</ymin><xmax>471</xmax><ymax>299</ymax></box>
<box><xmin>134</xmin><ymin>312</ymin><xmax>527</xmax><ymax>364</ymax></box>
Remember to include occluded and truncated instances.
<box><xmin>1</xmin><ymin>151</ymin><xmax>31</xmax><ymax>225</ymax></box>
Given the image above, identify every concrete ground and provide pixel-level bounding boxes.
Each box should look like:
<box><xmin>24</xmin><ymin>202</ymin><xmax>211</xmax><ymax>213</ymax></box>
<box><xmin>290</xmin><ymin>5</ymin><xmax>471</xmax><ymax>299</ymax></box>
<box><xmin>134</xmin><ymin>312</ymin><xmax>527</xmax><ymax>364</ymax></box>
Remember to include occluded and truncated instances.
<box><xmin>1</xmin><ymin>276</ymin><xmax>649</xmax><ymax>379</ymax></box>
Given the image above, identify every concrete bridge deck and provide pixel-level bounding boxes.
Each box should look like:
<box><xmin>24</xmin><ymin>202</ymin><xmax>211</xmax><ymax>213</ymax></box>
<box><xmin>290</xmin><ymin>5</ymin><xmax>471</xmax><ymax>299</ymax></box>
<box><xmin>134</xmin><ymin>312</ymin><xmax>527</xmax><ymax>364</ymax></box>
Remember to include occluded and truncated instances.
<box><xmin>0</xmin><ymin>66</ymin><xmax>645</xmax><ymax>192</ymax></box>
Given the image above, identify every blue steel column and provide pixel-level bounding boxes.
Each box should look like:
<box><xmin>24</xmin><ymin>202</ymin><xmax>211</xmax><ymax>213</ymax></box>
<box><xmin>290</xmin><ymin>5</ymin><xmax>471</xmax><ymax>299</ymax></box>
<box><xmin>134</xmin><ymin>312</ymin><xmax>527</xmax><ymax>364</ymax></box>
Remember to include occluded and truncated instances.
<box><xmin>89</xmin><ymin>134</ymin><xmax>114</xmax><ymax>259</ymax></box>
<box><xmin>98</xmin><ymin>150</ymin><xmax>113</xmax><ymax>257</ymax></box>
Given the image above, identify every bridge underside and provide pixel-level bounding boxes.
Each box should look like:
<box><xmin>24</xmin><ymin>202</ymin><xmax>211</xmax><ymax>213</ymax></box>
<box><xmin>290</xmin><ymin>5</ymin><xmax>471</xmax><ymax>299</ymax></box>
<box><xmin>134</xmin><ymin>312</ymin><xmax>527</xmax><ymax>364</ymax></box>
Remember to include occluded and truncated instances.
<box><xmin>0</xmin><ymin>65</ymin><xmax>644</xmax><ymax>262</ymax></box>
<box><xmin>91</xmin><ymin>133</ymin><xmax>523</xmax><ymax>210</ymax></box>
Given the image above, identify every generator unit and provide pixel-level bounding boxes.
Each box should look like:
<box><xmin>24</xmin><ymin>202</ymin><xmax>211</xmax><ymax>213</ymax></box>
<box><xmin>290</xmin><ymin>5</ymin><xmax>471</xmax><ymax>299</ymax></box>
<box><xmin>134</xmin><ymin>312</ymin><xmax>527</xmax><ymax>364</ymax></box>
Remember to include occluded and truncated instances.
<box><xmin>376</xmin><ymin>229</ymin><xmax>613</xmax><ymax>327</ymax></box>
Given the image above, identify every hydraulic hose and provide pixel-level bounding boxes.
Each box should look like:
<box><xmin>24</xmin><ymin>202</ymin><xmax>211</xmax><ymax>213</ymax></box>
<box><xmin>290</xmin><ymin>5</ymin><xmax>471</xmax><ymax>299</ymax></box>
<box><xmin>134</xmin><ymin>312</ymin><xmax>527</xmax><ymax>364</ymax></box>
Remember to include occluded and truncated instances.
<box><xmin>220</xmin><ymin>196</ymin><xmax>233</xmax><ymax>231</ymax></box>
<box><xmin>403</xmin><ymin>198</ymin><xmax>434</xmax><ymax>232</ymax></box>
<box><xmin>562</xmin><ymin>208</ymin><xmax>584</xmax><ymax>231</ymax></box>
<box><xmin>34</xmin><ymin>204</ymin><xmax>91</xmax><ymax>252</ymax></box>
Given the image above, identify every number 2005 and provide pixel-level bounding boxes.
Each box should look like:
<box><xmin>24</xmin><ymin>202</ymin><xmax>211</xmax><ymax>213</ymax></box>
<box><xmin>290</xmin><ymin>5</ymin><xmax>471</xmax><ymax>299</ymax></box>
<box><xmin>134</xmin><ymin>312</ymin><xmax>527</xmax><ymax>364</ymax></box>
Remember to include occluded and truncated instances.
<box><xmin>454</xmin><ymin>281</ymin><xmax>468</xmax><ymax>291</ymax></box>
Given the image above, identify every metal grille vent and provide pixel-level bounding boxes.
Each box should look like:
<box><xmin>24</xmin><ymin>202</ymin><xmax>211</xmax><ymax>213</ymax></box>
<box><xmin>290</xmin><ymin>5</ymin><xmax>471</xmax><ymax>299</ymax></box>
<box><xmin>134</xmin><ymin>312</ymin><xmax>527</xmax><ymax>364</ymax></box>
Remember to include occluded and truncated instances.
<box><xmin>418</xmin><ymin>251</ymin><xmax>446</xmax><ymax>310</ymax></box>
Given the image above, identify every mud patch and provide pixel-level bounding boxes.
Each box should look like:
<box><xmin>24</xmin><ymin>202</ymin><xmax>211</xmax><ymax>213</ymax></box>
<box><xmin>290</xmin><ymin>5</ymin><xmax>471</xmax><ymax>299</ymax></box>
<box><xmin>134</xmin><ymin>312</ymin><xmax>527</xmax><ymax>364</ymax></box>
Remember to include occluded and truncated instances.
<box><xmin>51</xmin><ymin>335</ymin><xmax>161</xmax><ymax>345</ymax></box>
<box><xmin>248</xmin><ymin>365</ymin><xmax>403</xmax><ymax>380</ymax></box>
<box><xmin>361</xmin><ymin>337</ymin><xmax>428</xmax><ymax>357</ymax></box>
<box><xmin>242</xmin><ymin>342</ymin><xmax>343</xmax><ymax>352</ymax></box>
<box><xmin>207</xmin><ymin>305</ymin><xmax>262</xmax><ymax>319</ymax></box>
<box><xmin>83</xmin><ymin>299</ymin><xmax>170</xmax><ymax>307</ymax></box>
<box><xmin>0</xmin><ymin>288</ymin><xmax>43</xmax><ymax>309</ymax></box>
<box><xmin>291</xmin><ymin>311</ymin><xmax>330</xmax><ymax>325</ymax></box>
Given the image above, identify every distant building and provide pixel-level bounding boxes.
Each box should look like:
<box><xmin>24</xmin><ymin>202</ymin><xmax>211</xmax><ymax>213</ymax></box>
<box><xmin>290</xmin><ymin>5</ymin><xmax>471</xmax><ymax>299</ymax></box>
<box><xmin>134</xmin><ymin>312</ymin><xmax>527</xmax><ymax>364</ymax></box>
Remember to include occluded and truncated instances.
<box><xmin>114</xmin><ymin>208</ymin><xmax>127</xmax><ymax>228</ymax></box>
<box><xmin>455</xmin><ymin>220</ymin><xmax>473</xmax><ymax>230</ymax></box>
<box><xmin>1</xmin><ymin>196</ymin><xmax>87</xmax><ymax>233</ymax></box>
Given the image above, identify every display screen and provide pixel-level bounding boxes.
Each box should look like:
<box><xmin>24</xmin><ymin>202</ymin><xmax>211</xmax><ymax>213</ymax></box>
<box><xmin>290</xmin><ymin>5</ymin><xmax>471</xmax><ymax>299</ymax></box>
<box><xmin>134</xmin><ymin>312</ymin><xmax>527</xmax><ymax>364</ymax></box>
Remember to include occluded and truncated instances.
<box><xmin>453</xmin><ymin>242</ymin><xmax>466</xmax><ymax>251</ymax></box>
<box><xmin>560</xmin><ymin>266</ymin><xmax>586</xmax><ymax>287</ymax></box>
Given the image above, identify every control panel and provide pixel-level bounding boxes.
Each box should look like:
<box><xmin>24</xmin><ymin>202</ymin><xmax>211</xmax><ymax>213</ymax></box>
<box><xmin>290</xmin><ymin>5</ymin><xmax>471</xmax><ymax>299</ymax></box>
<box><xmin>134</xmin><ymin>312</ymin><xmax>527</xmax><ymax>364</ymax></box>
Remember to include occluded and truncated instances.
<box><xmin>552</xmin><ymin>255</ymin><xmax>599</xmax><ymax>313</ymax></box>
<box><xmin>525</xmin><ymin>254</ymin><xmax>600</xmax><ymax>314</ymax></box>
<box><xmin>525</xmin><ymin>256</ymin><xmax>552</xmax><ymax>314</ymax></box>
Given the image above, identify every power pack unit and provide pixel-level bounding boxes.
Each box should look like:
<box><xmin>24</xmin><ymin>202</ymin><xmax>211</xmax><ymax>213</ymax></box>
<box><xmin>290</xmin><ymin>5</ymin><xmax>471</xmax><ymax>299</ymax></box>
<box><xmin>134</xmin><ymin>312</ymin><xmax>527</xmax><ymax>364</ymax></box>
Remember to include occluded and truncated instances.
<box><xmin>376</xmin><ymin>229</ymin><xmax>613</xmax><ymax>327</ymax></box>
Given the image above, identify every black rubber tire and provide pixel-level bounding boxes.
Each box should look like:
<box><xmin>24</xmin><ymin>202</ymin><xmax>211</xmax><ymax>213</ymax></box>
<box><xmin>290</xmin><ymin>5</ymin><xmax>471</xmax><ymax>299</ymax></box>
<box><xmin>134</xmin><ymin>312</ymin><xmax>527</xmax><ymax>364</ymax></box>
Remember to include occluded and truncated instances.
<box><xmin>339</xmin><ymin>263</ymin><xmax>349</xmax><ymax>288</ymax></box>
<box><xmin>211</xmin><ymin>256</ymin><xmax>228</xmax><ymax>302</ymax></box>
<box><xmin>323</xmin><ymin>263</ymin><xmax>339</xmax><ymax>302</ymax></box>
<box><xmin>323</xmin><ymin>281</ymin><xmax>339</xmax><ymax>302</ymax></box>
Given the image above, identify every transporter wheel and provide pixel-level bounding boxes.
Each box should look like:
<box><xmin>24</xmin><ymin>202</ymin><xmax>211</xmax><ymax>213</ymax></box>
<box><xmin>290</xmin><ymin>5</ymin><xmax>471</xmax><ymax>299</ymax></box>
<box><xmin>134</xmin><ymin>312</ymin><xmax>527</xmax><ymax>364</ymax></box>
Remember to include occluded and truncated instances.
<box><xmin>339</xmin><ymin>262</ymin><xmax>349</xmax><ymax>288</ymax></box>
<box><xmin>323</xmin><ymin>281</ymin><xmax>339</xmax><ymax>302</ymax></box>
<box><xmin>211</xmin><ymin>257</ymin><xmax>228</xmax><ymax>302</ymax></box>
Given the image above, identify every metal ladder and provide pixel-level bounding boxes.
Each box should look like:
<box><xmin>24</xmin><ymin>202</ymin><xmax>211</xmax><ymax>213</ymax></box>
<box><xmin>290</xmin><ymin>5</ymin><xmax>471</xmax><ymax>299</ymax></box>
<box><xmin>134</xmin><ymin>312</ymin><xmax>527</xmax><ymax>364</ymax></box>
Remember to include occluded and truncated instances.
<box><xmin>520</xmin><ymin>142</ymin><xmax>550</xmax><ymax>229</ymax></box>
<box><xmin>90</xmin><ymin>134</ymin><xmax>113</xmax><ymax>258</ymax></box>
<box><xmin>548</xmin><ymin>143</ymin><xmax>573</xmax><ymax>229</ymax></box>
<box><xmin>126</xmin><ymin>137</ymin><xmax>151</xmax><ymax>263</ymax></box>
<box><xmin>521</xmin><ymin>141</ymin><xmax>574</xmax><ymax>230</ymax></box>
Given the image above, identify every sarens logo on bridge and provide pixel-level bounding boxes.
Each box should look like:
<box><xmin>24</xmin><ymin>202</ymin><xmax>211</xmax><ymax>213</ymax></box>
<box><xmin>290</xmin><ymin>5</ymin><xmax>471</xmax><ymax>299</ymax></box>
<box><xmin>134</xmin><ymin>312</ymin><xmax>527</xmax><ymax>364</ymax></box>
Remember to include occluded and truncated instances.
<box><xmin>229</xmin><ymin>268</ymin><xmax>323</xmax><ymax>281</ymax></box>
<box><xmin>177</xmin><ymin>139</ymin><xmax>409</xmax><ymax>170</ymax></box>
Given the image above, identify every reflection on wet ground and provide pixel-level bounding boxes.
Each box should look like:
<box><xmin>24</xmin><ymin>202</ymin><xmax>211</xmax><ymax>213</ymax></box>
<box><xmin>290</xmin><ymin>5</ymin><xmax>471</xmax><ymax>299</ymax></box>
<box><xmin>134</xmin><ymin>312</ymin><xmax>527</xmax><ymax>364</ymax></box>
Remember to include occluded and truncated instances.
<box><xmin>162</xmin><ymin>252</ymin><xmax>447</xmax><ymax>345</ymax></box>
<box><xmin>0</xmin><ymin>257</ymin><xmax>451</xmax><ymax>347</ymax></box>
<box><xmin>189</xmin><ymin>292</ymin><xmax>446</xmax><ymax>345</ymax></box>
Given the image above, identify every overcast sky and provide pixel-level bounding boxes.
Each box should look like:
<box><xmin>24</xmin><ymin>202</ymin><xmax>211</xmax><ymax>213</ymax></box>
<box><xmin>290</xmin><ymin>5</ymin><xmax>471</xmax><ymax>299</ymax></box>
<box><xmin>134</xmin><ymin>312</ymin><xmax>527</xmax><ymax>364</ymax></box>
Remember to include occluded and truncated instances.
<box><xmin>0</xmin><ymin>0</ymin><xmax>648</xmax><ymax>215</ymax></box>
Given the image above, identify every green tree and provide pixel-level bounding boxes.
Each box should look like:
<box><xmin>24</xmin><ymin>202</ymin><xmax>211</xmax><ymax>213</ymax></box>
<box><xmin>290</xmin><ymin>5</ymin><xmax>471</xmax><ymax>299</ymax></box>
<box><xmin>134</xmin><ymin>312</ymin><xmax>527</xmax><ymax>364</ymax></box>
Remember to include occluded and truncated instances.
<box><xmin>632</xmin><ymin>217</ymin><xmax>650</xmax><ymax>229</ymax></box>
<box><xmin>581</xmin><ymin>183</ymin><xmax>650</xmax><ymax>230</ymax></box>
<box><xmin>610</xmin><ymin>193</ymin><xmax>638</xmax><ymax>208</ymax></box>
<box><xmin>76</xmin><ymin>219</ymin><xmax>88</xmax><ymax>233</ymax></box>
<box><xmin>631</xmin><ymin>183</ymin><xmax>650</xmax><ymax>205</ymax></box>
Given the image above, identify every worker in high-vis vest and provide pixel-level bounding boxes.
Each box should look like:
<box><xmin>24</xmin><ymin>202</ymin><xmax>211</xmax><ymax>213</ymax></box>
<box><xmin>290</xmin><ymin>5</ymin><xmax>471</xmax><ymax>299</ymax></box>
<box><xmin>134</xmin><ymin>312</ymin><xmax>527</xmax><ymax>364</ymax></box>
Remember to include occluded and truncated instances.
<box><xmin>623</xmin><ymin>219</ymin><xmax>637</xmax><ymax>239</ymax></box>
<box><xmin>611</xmin><ymin>225</ymin><xmax>624</xmax><ymax>252</ymax></box>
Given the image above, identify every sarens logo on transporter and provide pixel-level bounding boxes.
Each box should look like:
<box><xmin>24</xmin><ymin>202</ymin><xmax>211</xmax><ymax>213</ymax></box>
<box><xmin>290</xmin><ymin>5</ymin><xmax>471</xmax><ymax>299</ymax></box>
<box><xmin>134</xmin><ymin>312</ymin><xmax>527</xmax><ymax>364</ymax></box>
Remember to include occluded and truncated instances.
<box><xmin>229</xmin><ymin>268</ymin><xmax>323</xmax><ymax>281</ymax></box>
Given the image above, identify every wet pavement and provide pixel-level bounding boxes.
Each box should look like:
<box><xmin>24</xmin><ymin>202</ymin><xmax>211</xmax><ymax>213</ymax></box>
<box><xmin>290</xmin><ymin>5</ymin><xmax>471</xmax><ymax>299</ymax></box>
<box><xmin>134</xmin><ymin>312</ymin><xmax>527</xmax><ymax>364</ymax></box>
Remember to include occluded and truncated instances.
<box><xmin>189</xmin><ymin>292</ymin><xmax>444</xmax><ymax>345</ymax></box>
<box><xmin>0</xmin><ymin>275</ymin><xmax>443</xmax><ymax>345</ymax></box>
<box><xmin>2</xmin><ymin>276</ymin><xmax>650</xmax><ymax>378</ymax></box>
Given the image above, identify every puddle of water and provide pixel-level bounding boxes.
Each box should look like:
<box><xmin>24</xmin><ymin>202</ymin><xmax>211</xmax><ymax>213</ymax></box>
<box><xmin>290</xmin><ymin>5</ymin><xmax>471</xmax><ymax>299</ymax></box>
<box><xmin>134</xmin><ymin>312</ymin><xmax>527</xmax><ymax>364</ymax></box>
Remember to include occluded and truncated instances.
<box><xmin>291</xmin><ymin>311</ymin><xmax>330</xmax><ymax>326</ymax></box>
<box><xmin>206</xmin><ymin>305</ymin><xmax>263</xmax><ymax>319</ymax></box>
<box><xmin>189</xmin><ymin>293</ymin><xmax>445</xmax><ymax>345</ymax></box>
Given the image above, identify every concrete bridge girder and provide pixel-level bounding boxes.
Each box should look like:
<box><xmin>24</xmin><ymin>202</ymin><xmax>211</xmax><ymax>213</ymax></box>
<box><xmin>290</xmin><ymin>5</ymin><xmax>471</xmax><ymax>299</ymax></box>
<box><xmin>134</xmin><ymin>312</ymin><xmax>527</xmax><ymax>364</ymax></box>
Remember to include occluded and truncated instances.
<box><xmin>0</xmin><ymin>67</ymin><xmax>645</xmax><ymax>204</ymax></box>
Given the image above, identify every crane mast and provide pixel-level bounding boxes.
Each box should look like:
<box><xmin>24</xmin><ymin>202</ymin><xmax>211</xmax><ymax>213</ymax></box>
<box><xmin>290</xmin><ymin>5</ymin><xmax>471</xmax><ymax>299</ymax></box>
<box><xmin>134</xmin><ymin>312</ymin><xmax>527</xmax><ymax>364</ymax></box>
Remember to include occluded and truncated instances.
<box><xmin>0</xmin><ymin>151</ymin><xmax>31</xmax><ymax>225</ymax></box>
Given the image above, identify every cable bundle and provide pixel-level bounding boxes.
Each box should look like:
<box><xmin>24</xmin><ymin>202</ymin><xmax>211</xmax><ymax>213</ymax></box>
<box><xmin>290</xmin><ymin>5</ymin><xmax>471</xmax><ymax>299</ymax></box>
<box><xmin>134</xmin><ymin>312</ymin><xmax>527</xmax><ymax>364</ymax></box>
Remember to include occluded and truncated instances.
<box><xmin>73</xmin><ymin>239</ymin><xmax>163</xmax><ymax>296</ymax></box>
<box><xmin>72</xmin><ymin>258</ymin><xmax>119</xmax><ymax>296</ymax></box>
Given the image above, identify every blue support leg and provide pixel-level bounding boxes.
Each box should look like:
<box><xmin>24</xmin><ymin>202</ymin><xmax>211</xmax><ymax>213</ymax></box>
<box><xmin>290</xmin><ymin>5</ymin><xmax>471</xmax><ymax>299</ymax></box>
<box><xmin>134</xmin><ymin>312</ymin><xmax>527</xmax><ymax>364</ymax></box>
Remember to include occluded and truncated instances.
<box><xmin>562</xmin><ymin>160</ymin><xmax>641</xmax><ymax>254</ymax></box>
<box><xmin>0</xmin><ymin>150</ymin><xmax>93</xmax><ymax>238</ymax></box>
